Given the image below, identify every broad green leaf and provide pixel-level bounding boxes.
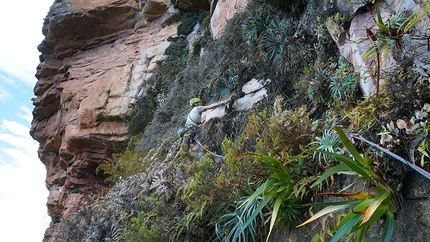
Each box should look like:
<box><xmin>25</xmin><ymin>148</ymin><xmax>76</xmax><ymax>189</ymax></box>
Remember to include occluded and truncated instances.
<box><xmin>330</xmin><ymin>214</ymin><xmax>363</xmax><ymax>242</ymax></box>
<box><xmin>363</xmin><ymin>45</ymin><xmax>377</xmax><ymax>59</ymax></box>
<box><xmin>358</xmin><ymin>203</ymin><xmax>388</xmax><ymax>229</ymax></box>
<box><xmin>266</xmin><ymin>196</ymin><xmax>283</xmax><ymax>242</ymax></box>
<box><xmin>376</xmin><ymin>4</ymin><xmax>389</xmax><ymax>33</ymax></box>
<box><xmin>381</xmin><ymin>209</ymin><xmax>395</xmax><ymax>242</ymax></box>
<box><xmin>318</xmin><ymin>192</ymin><xmax>369</xmax><ymax>200</ymax></box>
<box><xmin>333</xmin><ymin>211</ymin><xmax>355</xmax><ymax>232</ymax></box>
<box><xmin>333</xmin><ymin>127</ymin><xmax>365</xmax><ymax>165</ymax></box>
<box><xmin>297</xmin><ymin>204</ymin><xmax>355</xmax><ymax>227</ymax></box>
<box><xmin>354</xmin><ymin>226</ymin><xmax>370</xmax><ymax>242</ymax></box>
<box><xmin>311</xmin><ymin>148</ymin><xmax>376</xmax><ymax>181</ymax></box>
<box><xmin>361</xmin><ymin>188</ymin><xmax>389</xmax><ymax>225</ymax></box>
<box><xmin>352</xmin><ymin>198</ymin><xmax>372</xmax><ymax>213</ymax></box>
<box><xmin>311</xmin><ymin>164</ymin><xmax>350</xmax><ymax>188</ymax></box>
<box><xmin>276</xmin><ymin>185</ymin><xmax>289</xmax><ymax>193</ymax></box>
<box><xmin>305</xmin><ymin>199</ymin><xmax>362</xmax><ymax>208</ymax></box>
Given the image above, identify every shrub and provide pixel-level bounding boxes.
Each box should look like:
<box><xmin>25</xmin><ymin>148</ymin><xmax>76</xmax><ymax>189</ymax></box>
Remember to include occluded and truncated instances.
<box><xmin>299</xmin><ymin>127</ymin><xmax>403</xmax><ymax>242</ymax></box>
<box><xmin>217</xmin><ymin>99</ymin><xmax>320</xmax><ymax>242</ymax></box>
<box><xmin>96</xmin><ymin>148</ymin><xmax>149</xmax><ymax>183</ymax></box>
<box><xmin>177</xmin><ymin>12</ymin><xmax>198</xmax><ymax>36</ymax></box>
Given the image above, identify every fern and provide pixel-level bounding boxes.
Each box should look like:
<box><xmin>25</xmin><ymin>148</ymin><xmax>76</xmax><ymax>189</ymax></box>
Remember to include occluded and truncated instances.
<box><xmin>96</xmin><ymin>148</ymin><xmax>149</xmax><ymax>183</ymax></box>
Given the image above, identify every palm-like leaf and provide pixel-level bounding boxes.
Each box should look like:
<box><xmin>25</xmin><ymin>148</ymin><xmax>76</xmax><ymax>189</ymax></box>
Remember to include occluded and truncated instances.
<box><xmin>232</xmin><ymin>153</ymin><xmax>310</xmax><ymax>242</ymax></box>
<box><xmin>299</xmin><ymin>127</ymin><xmax>402</xmax><ymax>241</ymax></box>
<box><xmin>215</xmin><ymin>193</ymin><xmax>265</xmax><ymax>242</ymax></box>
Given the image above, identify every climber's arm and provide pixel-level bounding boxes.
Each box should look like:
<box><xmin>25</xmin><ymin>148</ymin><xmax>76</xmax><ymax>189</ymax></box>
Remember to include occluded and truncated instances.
<box><xmin>203</xmin><ymin>99</ymin><xmax>229</xmax><ymax>111</ymax></box>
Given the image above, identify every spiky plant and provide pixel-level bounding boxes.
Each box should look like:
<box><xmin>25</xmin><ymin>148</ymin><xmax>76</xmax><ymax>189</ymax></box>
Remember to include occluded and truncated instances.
<box><xmin>329</xmin><ymin>74</ymin><xmax>357</xmax><ymax>101</ymax></box>
<box><xmin>214</xmin><ymin>190</ymin><xmax>265</xmax><ymax>242</ymax></box>
<box><xmin>228</xmin><ymin>153</ymin><xmax>315</xmax><ymax>242</ymax></box>
<box><xmin>310</xmin><ymin>127</ymin><xmax>341</xmax><ymax>165</ymax></box>
<box><xmin>227</xmin><ymin>69</ymin><xmax>239</xmax><ymax>84</ymax></box>
<box><xmin>259</xmin><ymin>27</ymin><xmax>283</xmax><ymax>62</ymax></box>
<box><xmin>300</xmin><ymin>127</ymin><xmax>403</xmax><ymax>242</ymax></box>
<box><xmin>242</xmin><ymin>9</ymin><xmax>270</xmax><ymax>42</ymax></box>
<box><xmin>202</xmin><ymin>90</ymin><xmax>214</xmax><ymax>104</ymax></box>
<box><xmin>307</xmin><ymin>67</ymin><xmax>330</xmax><ymax>103</ymax></box>
<box><xmin>216</xmin><ymin>81</ymin><xmax>230</xmax><ymax>99</ymax></box>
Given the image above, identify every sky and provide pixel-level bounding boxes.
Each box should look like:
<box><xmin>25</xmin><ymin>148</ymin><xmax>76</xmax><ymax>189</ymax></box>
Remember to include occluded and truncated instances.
<box><xmin>0</xmin><ymin>0</ymin><xmax>54</xmax><ymax>241</ymax></box>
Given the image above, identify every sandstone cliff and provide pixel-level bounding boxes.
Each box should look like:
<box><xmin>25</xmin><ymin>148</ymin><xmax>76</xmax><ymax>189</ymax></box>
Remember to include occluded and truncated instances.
<box><xmin>31</xmin><ymin>0</ymin><xmax>248</xmax><ymax>239</ymax></box>
<box><xmin>31</xmin><ymin>0</ymin><xmax>178</xmax><ymax>233</ymax></box>
<box><xmin>32</xmin><ymin>0</ymin><xmax>430</xmax><ymax>241</ymax></box>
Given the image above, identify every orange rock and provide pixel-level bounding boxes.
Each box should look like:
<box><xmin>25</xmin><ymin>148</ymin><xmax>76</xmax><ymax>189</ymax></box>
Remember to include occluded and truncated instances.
<box><xmin>31</xmin><ymin>1</ymin><xmax>178</xmax><ymax>240</ymax></box>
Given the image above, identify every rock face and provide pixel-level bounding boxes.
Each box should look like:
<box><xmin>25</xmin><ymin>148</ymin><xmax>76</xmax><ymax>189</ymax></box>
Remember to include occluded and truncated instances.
<box><xmin>32</xmin><ymin>0</ymin><xmax>430</xmax><ymax>241</ymax></box>
<box><xmin>32</xmin><ymin>0</ymin><xmax>251</xmax><ymax>240</ymax></box>
<box><xmin>331</xmin><ymin>0</ymin><xmax>430</xmax><ymax>95</ymax></box>
<box><xmin>31</xmin><ymin>0</ymin><xmax>180</xmax><ymax>239</ymax></box>
<box><xmin>210</xmin><ymin>0</ymin><xmax>247</xmax><ymax>38</ymax></box>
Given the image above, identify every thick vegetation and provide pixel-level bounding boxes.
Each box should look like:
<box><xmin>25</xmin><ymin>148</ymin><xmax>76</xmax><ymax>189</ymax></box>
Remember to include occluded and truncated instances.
<box><xmin>55</xmin><ymin>0</ymin><xmax>430</xmax><ymax>241</ymax></box>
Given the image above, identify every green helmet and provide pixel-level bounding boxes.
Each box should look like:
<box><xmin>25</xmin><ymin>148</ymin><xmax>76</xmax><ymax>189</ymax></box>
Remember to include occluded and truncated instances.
<box><xmin>189</xmin><ymin>98</ymin><xmax>202</xmax><ymax>107</ymax></box>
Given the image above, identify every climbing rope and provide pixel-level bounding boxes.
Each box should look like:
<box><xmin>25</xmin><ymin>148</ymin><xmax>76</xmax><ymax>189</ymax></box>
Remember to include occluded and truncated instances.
<box><xmin>193</xmin><ymin>137</ymin><xmax>225</xmax><ymax>158</ymax></box>
<box><xmin>349</xmin><ymin>133</ymin><xmax>430</xmax><ymax>180</ymax></box>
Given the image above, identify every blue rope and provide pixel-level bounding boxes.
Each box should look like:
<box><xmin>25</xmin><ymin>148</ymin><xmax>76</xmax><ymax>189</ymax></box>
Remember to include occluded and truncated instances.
<box><xmin>349</xmin><ymin>133</ymin><xmax>430</xmax><ymax>180</ymax></box>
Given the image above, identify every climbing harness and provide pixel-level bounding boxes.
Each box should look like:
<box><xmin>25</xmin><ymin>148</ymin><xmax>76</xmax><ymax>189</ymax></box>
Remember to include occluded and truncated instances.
<box><xmin>177</xmin><ymin>106</ymin><xmax>225</xmax><ymax>158</ymax></box>
<box><xmin>349</xmin><ymin>133</ymin><xmax>430</xmax><ymax>180</ymax></box>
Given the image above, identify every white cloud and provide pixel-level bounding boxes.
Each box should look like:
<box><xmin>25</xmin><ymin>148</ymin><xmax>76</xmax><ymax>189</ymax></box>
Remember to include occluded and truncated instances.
<box><xmin>0</xmin><ymin>73</ymin><xmax>15</xmax><ymax>84</ymax></box>
<box><xmin>0</xmin><ymin>86</ymin><xmax>11</xmax><ymax>102</ymax></box>
<box><xmin>0</xmin><ymin>0</ymin><xmax>52</xmax><ymax>86</ymax></box>
<box><xmin>18</xmin><ymin>106</ymin><xmax>35</xmax><ymax>123</ymax></box>
<box><xmin>0</xmin><ymin>146</ymin><xmax>49</xmax><ymax>241</ymax></box>
<box><xmin>0</xmin><ymin>1</ymin><xmax>53</xmax><ymax>241</ymax></box>
<box><xmin>0</xmin><ymin>119</ymin><xmax>34</xmax><ymax>138</ymax></box>
<box><xmin>0</xmin><ymin>118</ymin><xmax>49</xmax><ymax>241</ymax></box>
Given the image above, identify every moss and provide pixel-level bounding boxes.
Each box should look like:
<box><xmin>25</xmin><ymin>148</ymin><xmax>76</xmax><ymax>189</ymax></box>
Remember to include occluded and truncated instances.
<box><xmin>126</xmin><ymin>88</ymin><xmax>158</xmax><ymax>136</ymax></box>
<box><xmin>159</xmin><ymin>37</ymin><xmax>189</xmax><ymax>85</ymax></box>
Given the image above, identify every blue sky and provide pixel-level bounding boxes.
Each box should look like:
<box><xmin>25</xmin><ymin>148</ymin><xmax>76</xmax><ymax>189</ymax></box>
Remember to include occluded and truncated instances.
<box><xmin>0</xmin><ymin>0</ymin><xmax>53</xmax><ymax>241</ymax></box>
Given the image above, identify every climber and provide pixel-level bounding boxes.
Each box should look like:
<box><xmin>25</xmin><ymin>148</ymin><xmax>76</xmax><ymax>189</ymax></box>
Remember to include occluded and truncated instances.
<box><xmin>183</xmin><ymin>97</ymin><xmax>229</xmax><ymax>145</ymax></box>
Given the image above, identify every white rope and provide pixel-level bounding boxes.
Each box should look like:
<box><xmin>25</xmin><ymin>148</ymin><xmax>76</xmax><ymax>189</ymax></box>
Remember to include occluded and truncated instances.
<box><xmin>193</xmin><ymin>138</ymin><xmax>225</xmax><ymax>158</ymax></box>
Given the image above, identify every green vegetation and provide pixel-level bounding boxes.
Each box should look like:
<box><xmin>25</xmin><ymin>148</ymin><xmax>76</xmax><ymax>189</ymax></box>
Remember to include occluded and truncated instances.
<box><xmin>55</xmin><ymin>1</ymin><xmax>430</xmax><ymax>241</ymax></box>
<box><xmin>294</xmin><ymin>55</ymin><xmax>358</xmax><ymax>106</ymax></box>
<box><xmin>363</xmin><ymin>1</ymin><xmax>430</xmax><ymax>94</ymax></box>
<box><xmin>298</xmin><ymin>127</ymin><xmax>403</xmax><ymax>242</ymax></box>
<box><xmin>96</xmin><ymin>135</ymin><xmax>149</xmax><ymax>183</ymax></box>
<box><xmin>214</xmin><ymin>187</ymin><xmax>265</xmax><ymax>242</ymax></box>
<box><xmin>230</xmin><ymin>153</ymin><xmax>315</xmax><ymax>242</ymax></box>
<box><xmin>310</xmin><ymin>125</ymin><xmax>341</xmax><ymax>165</ymax></box>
